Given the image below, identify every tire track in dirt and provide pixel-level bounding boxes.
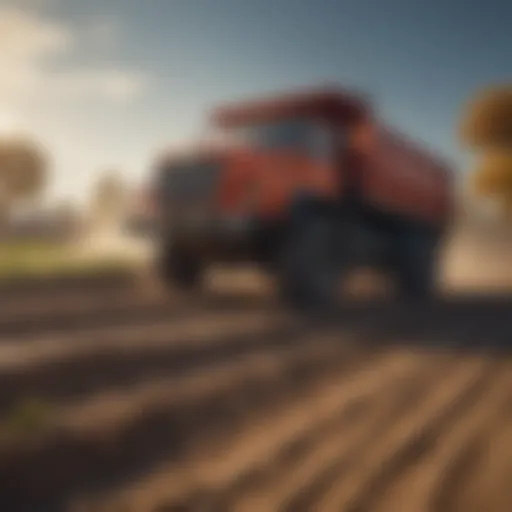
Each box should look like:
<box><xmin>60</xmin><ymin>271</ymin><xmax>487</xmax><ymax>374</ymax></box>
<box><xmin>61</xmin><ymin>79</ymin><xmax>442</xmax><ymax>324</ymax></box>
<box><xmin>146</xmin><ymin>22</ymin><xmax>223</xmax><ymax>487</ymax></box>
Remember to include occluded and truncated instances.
<box><xmin>350</xmin><ymin>361</ymin><xmax>512</xmax><ymax>512</ymax></box>
<box><xmin>224</xmin><ymin>353</ymin><xmax>457</xmax><ymax>512</ymax></box>
<box><xmin>0</xmin><ymin>295</ymin><xmax>172</xmax><ymax>338</ymax></box>
<box><xmin>5</xmin><ymin>287</ymin><xmax>511</xmax><ymax>350</ymax></box>
<box><xmin>0</xmin><ymin>286</ymin><xmax>279</xmax><ymax>339</ymax></box>
<box><xmin>1</xmin><ymin>287</ymin><xmax>137</xmax><ymax>320</ymax></box>
<box><xmin>265</xmin><ymin>359</ymin><xmax>480</xmax><ymax>512</ymax></box>
<box><xmin>0</xmin><ymin>333</ymin><xmax>373</xmax><ymax>510</ymax></box>
<box><xmin>311</xmin><ymin>358</ymin><xmax>495</xmax><ymax>512</ymax></box>
<box><xmin>0</xmin><ymin>312</ymin><xmax>291</xmax><ymax>414</ymax></box>
<box><xmin>0</xmin><ymin>270</ymin><xmax>136</xmax><ymax>301</ymax></box>
<box><xmin>0</xmin><ymin>309</ymin><xmax>283</xmax><ymax>367</ymax></box>
<box><xmin>242</xmin><ymin>356</ymin><xmax>486</xmax><ymax>511</ymax></box>
<box><xmin>82</xmin><ymin>348</ymin><xmax>448</xmax><ymax>512</ymax></box>
<box><xmin>435</xmin><ymin>395</ymin><xmax>512</xmax><ymax>512</ymax></box>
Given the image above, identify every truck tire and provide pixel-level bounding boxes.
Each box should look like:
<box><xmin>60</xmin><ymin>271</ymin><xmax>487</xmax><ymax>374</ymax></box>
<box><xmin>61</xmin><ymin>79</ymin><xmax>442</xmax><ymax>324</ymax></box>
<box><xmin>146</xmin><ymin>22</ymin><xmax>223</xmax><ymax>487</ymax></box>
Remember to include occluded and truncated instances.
<box><xmin>278</xmin><ymin>211</ymin><xmax>339</xmax><ymax>312</ymax></box>
<box><xmin>155</xmin><ymin>237</ymin><xmax>202</xmax><ymax>292</ymax></box>
<box><xmin>394</xmin><ymin>227</ymin><xmax>437</xmax><ymax>301</ymax></box>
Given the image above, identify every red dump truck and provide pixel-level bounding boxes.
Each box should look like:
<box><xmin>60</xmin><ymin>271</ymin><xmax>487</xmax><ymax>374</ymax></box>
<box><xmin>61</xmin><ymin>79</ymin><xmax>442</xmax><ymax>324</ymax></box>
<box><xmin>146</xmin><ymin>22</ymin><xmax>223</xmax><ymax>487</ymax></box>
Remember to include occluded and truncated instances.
<box><xmin>150</xmin><ymin>86</ymin><xmax>455</xmax><ymax>309</ymax></box>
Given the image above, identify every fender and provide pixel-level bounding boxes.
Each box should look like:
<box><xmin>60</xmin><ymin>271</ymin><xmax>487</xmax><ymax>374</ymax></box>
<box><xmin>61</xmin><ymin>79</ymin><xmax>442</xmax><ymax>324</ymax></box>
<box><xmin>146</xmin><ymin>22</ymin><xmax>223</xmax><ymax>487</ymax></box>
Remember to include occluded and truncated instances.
<box><xmin>286</xmin><ymin>192</ymin><xmax>337</xmax><ymax>232</ymax></box>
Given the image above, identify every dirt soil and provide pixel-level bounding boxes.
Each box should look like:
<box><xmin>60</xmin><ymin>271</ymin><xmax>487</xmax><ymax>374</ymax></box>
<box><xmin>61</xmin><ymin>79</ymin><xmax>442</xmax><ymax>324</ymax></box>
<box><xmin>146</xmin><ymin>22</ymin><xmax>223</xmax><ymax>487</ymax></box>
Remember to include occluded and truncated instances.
<box><xmin>0</xmin><ymin>266</ymin><xmax>512</xmax><ymax>512</ymax></box>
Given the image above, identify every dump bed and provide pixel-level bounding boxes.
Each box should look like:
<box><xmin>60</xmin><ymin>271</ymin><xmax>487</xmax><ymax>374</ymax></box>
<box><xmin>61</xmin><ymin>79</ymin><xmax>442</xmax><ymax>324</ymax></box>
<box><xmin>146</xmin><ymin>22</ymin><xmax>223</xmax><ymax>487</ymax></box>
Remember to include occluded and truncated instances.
<box><xmin>354</xmin><ymin>122</ymin><xmax>455</xmax><ymax>227</ymax></box>
<box><xmin>212</xmin><ymin>86</ymin><xmax>455</xmax><ymax>227</ymax></box>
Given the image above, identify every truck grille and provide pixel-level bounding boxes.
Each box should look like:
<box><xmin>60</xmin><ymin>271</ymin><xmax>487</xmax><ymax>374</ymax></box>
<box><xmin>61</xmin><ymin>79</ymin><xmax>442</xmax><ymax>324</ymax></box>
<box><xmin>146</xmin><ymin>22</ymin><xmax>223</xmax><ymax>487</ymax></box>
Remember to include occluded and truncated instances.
<box><xmin>156</xmin><ymin>159</ymin><xmax>221</xmax><ymax>222</ymax></box>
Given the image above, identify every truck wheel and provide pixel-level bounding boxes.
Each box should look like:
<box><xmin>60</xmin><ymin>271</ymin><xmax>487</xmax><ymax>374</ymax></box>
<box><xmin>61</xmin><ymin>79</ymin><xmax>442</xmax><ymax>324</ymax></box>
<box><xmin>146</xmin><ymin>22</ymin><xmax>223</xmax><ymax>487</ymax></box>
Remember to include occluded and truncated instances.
<box><xmin>155</xmin><ymin>238</ymin><xmax>202</xmax><ymax>292</ymax></box>
<box><xmin>278</xmin><ymin>213</ymin><xmax>338</xmax><ymax>312</ymax></box>
<box><xmin>394</xmin><ymin>227</ymin><xmax>438</xmax><ymax>301</ymax></box>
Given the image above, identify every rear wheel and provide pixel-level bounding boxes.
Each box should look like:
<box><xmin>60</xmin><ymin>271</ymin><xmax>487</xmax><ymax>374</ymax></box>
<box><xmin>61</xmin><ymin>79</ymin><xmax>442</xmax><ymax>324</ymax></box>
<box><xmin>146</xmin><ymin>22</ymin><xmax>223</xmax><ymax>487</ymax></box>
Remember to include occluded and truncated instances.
<box><xmin>394</xmin><ymin>226</ymin><xmax>438</xmax><ymax>301</ymax></box>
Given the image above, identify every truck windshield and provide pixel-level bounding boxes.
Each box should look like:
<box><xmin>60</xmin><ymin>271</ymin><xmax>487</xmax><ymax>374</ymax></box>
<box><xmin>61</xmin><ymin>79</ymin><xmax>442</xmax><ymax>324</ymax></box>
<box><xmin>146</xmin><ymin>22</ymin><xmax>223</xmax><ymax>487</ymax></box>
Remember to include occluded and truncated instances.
<box><xmin>220</xmin><ymin>119</ymin><xmax>324</xmax><ymax>152</ymax></box>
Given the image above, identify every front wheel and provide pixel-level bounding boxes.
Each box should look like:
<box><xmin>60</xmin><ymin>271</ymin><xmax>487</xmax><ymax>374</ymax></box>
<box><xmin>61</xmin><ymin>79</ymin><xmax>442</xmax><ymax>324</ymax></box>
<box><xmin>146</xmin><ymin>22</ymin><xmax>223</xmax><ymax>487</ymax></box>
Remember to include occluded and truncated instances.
<box><xmin>155</xmin><ymin>236</ymin><xmax>203</xmax><ymax>294</ymax></box>
<box><xmin>277</xmin><ymin>213</ymin><xmax>339</xmax><ymax>312</ymax></box>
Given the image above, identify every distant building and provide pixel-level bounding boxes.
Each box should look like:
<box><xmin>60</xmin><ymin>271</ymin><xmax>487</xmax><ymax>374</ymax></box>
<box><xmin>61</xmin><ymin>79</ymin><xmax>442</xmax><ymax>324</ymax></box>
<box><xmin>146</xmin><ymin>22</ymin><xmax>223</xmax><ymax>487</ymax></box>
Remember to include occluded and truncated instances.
<box><xmin>0</xmin><ymin>206</ymin><xmax>85</xmax><ymax>243</ymax></box>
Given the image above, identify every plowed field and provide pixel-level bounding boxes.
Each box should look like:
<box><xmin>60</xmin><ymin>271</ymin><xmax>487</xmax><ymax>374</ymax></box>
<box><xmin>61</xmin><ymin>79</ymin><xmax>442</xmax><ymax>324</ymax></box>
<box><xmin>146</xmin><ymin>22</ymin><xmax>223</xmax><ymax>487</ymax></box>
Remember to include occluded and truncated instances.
<box><xmin>1</xmin><ymin>271</ymin><xmax>511</xmax><ymax>512</ymax></box>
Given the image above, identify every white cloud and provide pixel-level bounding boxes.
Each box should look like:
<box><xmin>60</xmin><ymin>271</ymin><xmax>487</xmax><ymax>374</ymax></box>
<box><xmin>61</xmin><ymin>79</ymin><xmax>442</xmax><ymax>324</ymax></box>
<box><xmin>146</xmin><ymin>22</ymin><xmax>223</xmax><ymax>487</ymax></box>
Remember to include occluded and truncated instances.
<box><xmin>0</xmin><ymin>6</ymin><xmax>152</xmax><ymax>204</ymax></box>
<box><xmin>82</xmin><ymin>18</ymin><xmax>120</xmax><ymax>50</ymax></box>
<box><xmin>0</xmin><ymin>7</ymin><xmax>148</xmax><ymax>108</ymax></box>
<box><xmin>0</xmin><ymin>6</ymin><xmax>70</xmax><ymax>60</ymax></box>
<box><xmin>50</xmin><ymin>68</ymin><xmax>147</xmax><ymax>103</ymax></box>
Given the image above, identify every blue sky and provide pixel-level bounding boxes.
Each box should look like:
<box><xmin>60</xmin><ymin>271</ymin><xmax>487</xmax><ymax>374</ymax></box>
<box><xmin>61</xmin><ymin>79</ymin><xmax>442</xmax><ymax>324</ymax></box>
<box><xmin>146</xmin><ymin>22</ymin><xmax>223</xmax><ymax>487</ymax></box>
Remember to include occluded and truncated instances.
<box><xmin>1</xmin><ymin>0</ymin><xmax>511</xmax><ymax>205</ymax></box>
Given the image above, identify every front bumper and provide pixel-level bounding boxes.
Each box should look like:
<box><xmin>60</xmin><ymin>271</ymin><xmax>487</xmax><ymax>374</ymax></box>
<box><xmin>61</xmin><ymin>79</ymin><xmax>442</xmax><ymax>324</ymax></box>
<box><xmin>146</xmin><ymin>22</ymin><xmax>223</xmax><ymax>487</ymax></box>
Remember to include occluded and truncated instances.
<box><xmin>162</xmin><ymin>214</ymin><xmax>256</xmax><ymax>259</ymax></box>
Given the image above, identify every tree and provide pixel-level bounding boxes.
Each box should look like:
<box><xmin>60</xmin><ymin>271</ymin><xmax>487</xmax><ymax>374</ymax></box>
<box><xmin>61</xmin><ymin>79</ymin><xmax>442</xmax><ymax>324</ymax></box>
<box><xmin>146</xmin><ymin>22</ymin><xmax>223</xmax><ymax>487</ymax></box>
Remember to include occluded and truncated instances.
<box><xmin>0</xmin><ymin>184</ymin><xmax>9</xmax><ymax>224</ymax></box>
<box><xmin>460</xmin><ymin>85</ymin><xmax>512</xmax><ymax>148</ymax></box>
<box><xmin>90</xmin><ymin>171</ymin><xmax>127</xmax><ymax>226</ymax></box>
<box><xmin>460</xmin><ymin>84</ymin><xmax>512</xmax><ymax>220</ymax></box>
<box><xmin>0</xmin><ymin>137</ymin><xmax>47</xmax><ymax>222</ymax></box>
<box><xmin>471</xmin><ymin>150</ymin><xmax>512</xmax><ymax>217</ymax></box>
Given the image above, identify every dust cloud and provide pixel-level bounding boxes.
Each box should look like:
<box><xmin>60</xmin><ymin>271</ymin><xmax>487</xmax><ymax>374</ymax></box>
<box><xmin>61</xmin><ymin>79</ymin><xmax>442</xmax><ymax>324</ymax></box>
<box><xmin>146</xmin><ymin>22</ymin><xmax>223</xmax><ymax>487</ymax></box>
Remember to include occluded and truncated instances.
<box><xmin>441</xmin><ymin>207</ymin><xmax>512</xmax><ymax>294</ymax></box>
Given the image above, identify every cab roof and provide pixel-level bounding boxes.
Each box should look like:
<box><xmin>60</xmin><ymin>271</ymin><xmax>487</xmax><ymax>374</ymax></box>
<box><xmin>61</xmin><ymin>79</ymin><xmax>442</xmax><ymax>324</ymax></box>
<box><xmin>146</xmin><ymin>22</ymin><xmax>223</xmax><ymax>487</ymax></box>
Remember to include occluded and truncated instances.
<box><xmin>211</xmin><ymin>85</ymin><xmax>371</xmax><ymax>127</ymax></box>
<box><xmin>154</xmin><ymin>138</ymin><xmax>229</xmax><ymax>169</ymax></box>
